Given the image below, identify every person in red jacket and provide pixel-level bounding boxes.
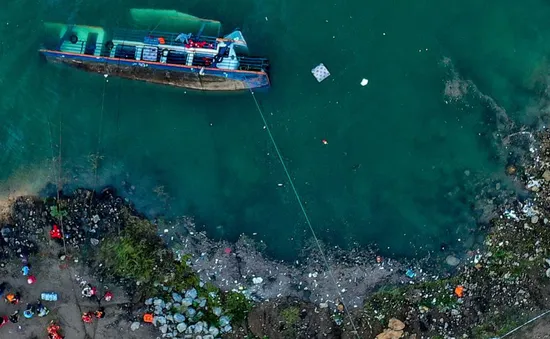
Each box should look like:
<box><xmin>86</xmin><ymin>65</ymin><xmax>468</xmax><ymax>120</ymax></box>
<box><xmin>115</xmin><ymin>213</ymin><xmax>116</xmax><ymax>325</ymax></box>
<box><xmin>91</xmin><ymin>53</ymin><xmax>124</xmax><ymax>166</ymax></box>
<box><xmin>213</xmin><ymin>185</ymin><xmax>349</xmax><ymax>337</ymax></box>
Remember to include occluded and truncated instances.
<box><xmin>50</xmin><ymin>225</ymin><xmax>62</xmax><ymax>240</ymax></box>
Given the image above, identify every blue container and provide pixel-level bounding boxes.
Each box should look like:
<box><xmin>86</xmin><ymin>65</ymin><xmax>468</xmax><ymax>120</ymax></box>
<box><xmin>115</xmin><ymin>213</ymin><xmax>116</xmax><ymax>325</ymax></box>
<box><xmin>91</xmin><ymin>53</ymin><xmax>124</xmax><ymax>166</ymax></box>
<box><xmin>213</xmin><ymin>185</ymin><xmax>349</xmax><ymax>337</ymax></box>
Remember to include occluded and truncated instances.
<box><xmin>40</xmin><ymin>292</ymin><xmax>58</xmax><ymax>301</ymax></box>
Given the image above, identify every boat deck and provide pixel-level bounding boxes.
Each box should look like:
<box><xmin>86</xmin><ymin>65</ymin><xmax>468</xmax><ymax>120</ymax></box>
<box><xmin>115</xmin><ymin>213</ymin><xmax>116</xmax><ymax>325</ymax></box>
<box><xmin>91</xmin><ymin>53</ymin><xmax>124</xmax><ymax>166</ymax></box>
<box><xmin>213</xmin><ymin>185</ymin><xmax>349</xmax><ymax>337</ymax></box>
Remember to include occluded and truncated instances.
<box><xmin>43</xmin><ymin>27</ymin><xmax>269</xmax><ymax>73</ymax></box>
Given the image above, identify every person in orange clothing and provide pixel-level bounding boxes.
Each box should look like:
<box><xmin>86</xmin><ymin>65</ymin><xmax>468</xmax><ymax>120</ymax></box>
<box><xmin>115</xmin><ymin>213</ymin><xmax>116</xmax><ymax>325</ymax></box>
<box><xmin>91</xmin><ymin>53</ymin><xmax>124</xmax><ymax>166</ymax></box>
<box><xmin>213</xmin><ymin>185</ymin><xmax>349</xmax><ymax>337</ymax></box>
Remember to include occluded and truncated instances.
<box><xmin>454</xmin><ymin>285</ymin><xmax>464</xmax><ymax>298</ymax></box>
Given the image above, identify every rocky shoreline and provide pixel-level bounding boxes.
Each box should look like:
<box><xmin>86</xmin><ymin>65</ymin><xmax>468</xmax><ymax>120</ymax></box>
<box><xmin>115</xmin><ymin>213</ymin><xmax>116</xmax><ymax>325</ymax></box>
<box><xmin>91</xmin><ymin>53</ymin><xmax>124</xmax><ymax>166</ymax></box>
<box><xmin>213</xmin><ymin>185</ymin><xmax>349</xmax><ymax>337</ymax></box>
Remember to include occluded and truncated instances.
<box><xmin>1</xmin><ymin>131</ymin><xmax>550</xmax><ymax>338</ymax></box>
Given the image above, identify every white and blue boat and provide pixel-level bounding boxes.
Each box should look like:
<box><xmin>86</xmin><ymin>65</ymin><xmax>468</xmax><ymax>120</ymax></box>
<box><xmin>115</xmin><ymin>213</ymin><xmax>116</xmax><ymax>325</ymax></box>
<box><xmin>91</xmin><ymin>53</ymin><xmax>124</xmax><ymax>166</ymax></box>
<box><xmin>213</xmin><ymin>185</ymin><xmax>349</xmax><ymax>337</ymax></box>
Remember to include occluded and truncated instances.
<box><xmin>39</xmin><ymin>10</ymin><xmax>270</xmax><ymax>91</ymax></box>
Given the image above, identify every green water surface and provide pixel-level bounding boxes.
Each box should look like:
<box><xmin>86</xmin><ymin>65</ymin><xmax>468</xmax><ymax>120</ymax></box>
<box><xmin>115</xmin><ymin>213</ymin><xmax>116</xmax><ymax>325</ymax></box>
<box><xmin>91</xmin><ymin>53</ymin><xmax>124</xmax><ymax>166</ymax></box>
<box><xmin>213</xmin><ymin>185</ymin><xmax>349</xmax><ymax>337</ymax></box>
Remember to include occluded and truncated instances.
<box><xmin>1</xmin><ymin>0</ymin><xmax>550</xmax><ymax>259</ymax></box>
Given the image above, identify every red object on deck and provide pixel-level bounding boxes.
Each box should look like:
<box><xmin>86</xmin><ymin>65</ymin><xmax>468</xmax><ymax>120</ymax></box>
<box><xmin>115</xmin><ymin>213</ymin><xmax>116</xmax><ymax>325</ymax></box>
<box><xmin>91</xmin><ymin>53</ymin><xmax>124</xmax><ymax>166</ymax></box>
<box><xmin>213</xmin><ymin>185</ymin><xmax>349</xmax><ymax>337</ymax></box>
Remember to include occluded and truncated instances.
<box><xmin>50</xmin><ymin>225</ymin><xmax>62</xmax><ymax>239</ymax></box>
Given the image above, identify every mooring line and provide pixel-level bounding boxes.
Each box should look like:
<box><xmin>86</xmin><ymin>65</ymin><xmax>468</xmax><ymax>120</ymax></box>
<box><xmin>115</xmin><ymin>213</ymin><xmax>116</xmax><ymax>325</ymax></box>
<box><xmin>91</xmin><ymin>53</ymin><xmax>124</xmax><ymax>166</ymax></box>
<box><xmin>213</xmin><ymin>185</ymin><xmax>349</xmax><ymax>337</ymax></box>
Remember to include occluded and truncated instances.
<box><xmin>497</xmin><ymin>309</ymin><xmax>550</xmax><ymax>338</ymax></box>
<box><xmin>248</xmin><ymin>89</ymin><xmax>361</xmax><ymax>337</ymax></box>
<box><xmin>94</xmin><ymin>79</ymin><xmax>107</xmax><ymax>190</ymax></box>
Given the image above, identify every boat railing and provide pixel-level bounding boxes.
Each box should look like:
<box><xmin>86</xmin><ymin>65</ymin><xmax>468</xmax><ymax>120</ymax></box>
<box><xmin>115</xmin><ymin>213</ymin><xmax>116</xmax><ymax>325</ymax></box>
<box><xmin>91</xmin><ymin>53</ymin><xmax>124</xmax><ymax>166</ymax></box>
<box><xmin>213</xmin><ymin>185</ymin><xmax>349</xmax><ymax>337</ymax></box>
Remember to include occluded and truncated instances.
<box><xmin>112</xmin><ymin>28</ymin><xmax>218</xmax><ymax>48</ymax></box>
<box><xmin>47</xmin><ymin>38</ymin><xmax>269</xmax><ymax>72</ymax></box>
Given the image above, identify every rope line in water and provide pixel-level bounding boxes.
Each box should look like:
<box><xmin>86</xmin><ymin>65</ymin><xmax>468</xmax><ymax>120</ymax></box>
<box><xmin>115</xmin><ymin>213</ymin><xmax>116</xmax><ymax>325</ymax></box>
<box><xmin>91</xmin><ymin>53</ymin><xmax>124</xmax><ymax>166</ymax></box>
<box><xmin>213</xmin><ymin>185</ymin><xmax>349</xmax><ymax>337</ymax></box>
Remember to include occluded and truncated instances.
<box><xmin>248</xmin><ymin>89</ymin><xmax>360</xmax><ymax>337</ymax></box>
<box><xmin>497</xmin><ymin>309</ymin><xmax>550</xmax><ymax>338</ymax></box>
<box><xmin>94</xmin><ymin>79</ymin><xmax>107</xmax><ymax>189</ymax></box>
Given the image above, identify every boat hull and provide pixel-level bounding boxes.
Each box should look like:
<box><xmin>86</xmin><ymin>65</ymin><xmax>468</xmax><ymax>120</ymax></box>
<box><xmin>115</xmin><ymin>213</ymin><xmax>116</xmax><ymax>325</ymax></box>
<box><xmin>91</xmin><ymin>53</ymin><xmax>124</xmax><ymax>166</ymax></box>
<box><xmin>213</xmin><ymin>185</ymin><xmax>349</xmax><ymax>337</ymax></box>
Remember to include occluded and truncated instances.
<box><xmin>39</xmin><ymin>50</ymin><xmax>270</xmax><ymax>92</ymax></box>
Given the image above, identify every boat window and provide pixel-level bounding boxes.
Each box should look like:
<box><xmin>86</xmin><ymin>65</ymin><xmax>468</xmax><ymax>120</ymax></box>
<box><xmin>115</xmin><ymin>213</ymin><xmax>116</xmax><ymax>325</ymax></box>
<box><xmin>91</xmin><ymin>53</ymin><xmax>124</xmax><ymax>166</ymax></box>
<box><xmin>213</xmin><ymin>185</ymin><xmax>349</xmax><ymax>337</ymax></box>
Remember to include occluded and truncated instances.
<box><xmin>84</xmin><ymin>33</ymin><xmax>98</xmax><ymax>55</ymax></box>
<box><xmin>114</xmin><ymin>45</ymin><xmax>136</xmax><ymax>59</ymax></box>
<box><xmin>142</xmin><ymin>47</ymin><xmax>158</xmax><ymax>62</ymax></box>
<box><xmin>166</xmin><ymin>51</ymin><xmax>187</xmax><ymax>65</ymax></box>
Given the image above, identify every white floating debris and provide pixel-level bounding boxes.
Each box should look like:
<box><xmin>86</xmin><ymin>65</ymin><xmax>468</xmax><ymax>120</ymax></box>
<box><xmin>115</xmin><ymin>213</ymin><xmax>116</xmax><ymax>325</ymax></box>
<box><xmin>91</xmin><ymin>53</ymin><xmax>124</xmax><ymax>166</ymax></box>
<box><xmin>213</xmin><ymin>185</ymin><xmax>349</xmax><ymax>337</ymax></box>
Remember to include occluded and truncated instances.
<box><xmin>103</xmin><ymin>74</ymin><xmax>108</xmax><ymax>78</ymax></box>
<box><xmin>311</xmin><ymin>63</ymin><xmax>330</xmax><ymax>83</ymax></box>
<box><xmin>252</xmin><ymin>277</ymin><xmax>263</xmax><ymax>284</ymax></box>
<box><xmin>360</xmin><ymin>78</ymin><xmax>369</xmax><ymax>86</ymax></box>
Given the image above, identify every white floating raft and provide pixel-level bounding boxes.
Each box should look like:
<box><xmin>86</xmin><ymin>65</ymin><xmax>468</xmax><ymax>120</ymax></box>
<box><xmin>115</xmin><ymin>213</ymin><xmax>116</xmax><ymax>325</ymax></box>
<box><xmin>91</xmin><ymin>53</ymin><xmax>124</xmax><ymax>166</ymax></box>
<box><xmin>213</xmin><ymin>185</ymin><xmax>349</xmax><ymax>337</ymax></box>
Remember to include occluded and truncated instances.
<box><xmin>311</xmin><ymin>63</ymin><xmax>330</xmax><ymax>82</ymax></box>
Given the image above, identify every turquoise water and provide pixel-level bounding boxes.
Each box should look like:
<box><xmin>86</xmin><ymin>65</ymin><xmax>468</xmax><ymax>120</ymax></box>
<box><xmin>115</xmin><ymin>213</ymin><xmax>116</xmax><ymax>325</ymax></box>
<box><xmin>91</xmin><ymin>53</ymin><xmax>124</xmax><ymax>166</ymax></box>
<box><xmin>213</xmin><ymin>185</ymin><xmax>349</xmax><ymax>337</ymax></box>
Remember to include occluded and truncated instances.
<box><xmin>1</xmin><ymin>0</ymin><xmax>550</xmax><ymax>259</ymax></box>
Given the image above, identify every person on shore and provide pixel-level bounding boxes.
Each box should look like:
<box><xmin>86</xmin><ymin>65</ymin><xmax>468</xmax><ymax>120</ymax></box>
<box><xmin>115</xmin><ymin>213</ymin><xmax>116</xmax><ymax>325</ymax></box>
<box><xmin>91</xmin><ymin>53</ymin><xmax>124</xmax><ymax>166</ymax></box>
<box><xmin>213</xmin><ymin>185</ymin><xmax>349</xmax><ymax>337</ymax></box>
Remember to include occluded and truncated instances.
<box><xmin>23</xmin><ymin>304</ymin><xmax>35</xmax><ymax>319</ymax></box>
<box><xmin>8</xmin><ymin>311</ymin><xmax>19</xmax><ymax>323</ymax></box>
<box><xmin>0</xmin><ymin>282</ymin><xmax>6</xmax><ymax>298</ymax></box>
<box><xmin>81</xmin><ymin>284</ymin><xmax>97</xmax><ymax>299</ymax></box>
<box><xmin>5</xmin><ymin>292</ymin><xmax>20</xmax><ymax>305</ymax></box>
<box><xmin>37</xmin><ymin>301</ymin><xmax>50</xmax><ymax>317</ymax></box>
<box><xmin>94</xmin><ymin>307</ymin><xmax>105</xmax><ymax>319</ymax></box>
<box><xmin>0</xmin><ymin>315</ymin><xmax>8</xmax><ymax>328</ymax></box>
<box><xmin>81</xmin><ymin>312</ymin><xmax>94</xmax><ymax>323</ymax></box>
<box><xmin>47</xmin><ymin>321</ymin><xmax>64</xmax><ymax>339</ymax></box>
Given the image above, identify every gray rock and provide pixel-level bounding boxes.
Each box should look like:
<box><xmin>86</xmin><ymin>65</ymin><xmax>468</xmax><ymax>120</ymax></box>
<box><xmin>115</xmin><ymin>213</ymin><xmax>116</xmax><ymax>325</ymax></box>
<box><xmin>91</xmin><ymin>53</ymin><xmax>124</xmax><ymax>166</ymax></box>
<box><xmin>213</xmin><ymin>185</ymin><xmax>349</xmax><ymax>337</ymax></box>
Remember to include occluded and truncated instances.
<box><xmin>154</xmin><ymin>316</ymin><xmax>167</xmax><ymax>326</ymax></box>
<box><xmin>90</xmin><ymin>238</ymin><xmax>99</xmax><ymax>246</ymax></box>
<box><xmin>445</xmin><ymin>255</ymin><xmax>460</xmax><ymax>266</ymax></box>
<box><xmin>197</xmin><ymin>297</ymin><xmax>207</xmax><ymax>308</ymax></box>
<box><xmin>219</xmin><ymin>316</ymin><xmax>230</xmax><ymax>327</ymax></box>
<box><xmin>185</xmin><ymin>288</ymin><xmax>198</xmax><ymax>300</ymax></box>
<box><xmin>166</xmin><ymin>314</ymin><xmax>174</xmax><ymax>323</ymax></box>
<box><xmin>145</xmin><ymin>298</ymin><xmax>154</xmax><ymax>306</ymax></box>
<box><xmin>154</xmin><ymin>305</ymin><xmax>163</xmax><ymax>315</ymax></box>
<box><xmin>172</xmin><ymin>292</ymin><xmax>183</xmax><ymax>303</ymax></box>
<box><xmin>208</xmin><ymin>326</ymin><xmax>219</xmax><ymax>336</ymax></box>
<box><xmin>543</xmin><ymin>170</ymin><xmax>550</xmax><ymax>182</ymax></box>
<box><xmin>159</xmin><ymin>324</ymin><xmax>168</xmax><ymax>334</ymax></box>
<box><xmin>181</xmin><ymin>297</ymin><xmax>193</xmax><ymax>307</ymax></box>
<box><xmin>203</xmin><ymin>336</ymin><xmax>214</xmax><ymax>339</ymax></box>
<box><xmin>130</xmin><ymin>322</ymin><xmax>140</xmax><ymax>331</ymax></box>
<box><xmin>173</xmin><ymin>313</ymin><xmax>185</xmax><ymax>323</ymax></box>
<box><xmin>177</xmin><ymin>323</ymin><xmax>187</xmax><ymax>333</ymax></box>
<box><xmin>213</xmin><ymin>307</ymin><xmax>222</xmax><ymax>316</ymax></box>
<box><xmin>154</xmin><ymin>299</ymin><xmax>166</xmax><ymax>308</ymax></box>
<box><xmin>186</xmin><ymin>307</ymin><xmax>196</xmax><ymax>318</ymax></box>
<box><xmin>222</xmin><ymin>324</ymin><xmax>232</xmax><ymax>333</ymax></box>
<box><xmin>194</xmin><ymin>322</ymin><xmax>204</xmax><ymax>333</ymax></box>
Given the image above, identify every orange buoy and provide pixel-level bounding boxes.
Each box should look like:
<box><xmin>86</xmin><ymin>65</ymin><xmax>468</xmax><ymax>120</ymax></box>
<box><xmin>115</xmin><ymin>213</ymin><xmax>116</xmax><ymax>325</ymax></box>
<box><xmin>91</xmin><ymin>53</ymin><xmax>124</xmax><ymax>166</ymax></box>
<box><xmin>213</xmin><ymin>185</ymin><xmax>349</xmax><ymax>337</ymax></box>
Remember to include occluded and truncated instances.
<box><xmin>158</xmin><ymin>37</ymin><xmax>165</xmax><ymax>44</ymax></box>
<box><xmin>143</xmin><ymin>313</ymin><xmax>154</xmax><ymax>323</ymax></box>
<box><xmin>454</xmin><ymin>285</ymin><xmax>464</xmax><ymax>298</ymax></box>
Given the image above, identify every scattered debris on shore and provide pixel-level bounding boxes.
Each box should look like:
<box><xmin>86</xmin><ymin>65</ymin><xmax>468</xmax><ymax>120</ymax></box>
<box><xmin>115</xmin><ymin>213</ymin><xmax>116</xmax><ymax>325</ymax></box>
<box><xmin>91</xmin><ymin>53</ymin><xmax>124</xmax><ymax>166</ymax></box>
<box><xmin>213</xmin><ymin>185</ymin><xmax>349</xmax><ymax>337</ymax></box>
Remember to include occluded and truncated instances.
<box><xmin>2</xmin><ymin>131</ymin><xmax>550</xmax><ymax>338</ymax></box>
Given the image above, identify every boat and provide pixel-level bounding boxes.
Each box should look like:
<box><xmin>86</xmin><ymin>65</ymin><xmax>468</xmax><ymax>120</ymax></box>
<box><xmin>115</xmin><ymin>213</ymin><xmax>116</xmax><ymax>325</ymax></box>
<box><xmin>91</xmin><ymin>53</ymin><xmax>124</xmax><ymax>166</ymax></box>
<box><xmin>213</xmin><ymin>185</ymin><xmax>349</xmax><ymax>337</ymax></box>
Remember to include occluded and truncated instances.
<box><xmin>38</xmin><ymin>10</ymin><xmax>270</xmax><ymax>91</ymax></box>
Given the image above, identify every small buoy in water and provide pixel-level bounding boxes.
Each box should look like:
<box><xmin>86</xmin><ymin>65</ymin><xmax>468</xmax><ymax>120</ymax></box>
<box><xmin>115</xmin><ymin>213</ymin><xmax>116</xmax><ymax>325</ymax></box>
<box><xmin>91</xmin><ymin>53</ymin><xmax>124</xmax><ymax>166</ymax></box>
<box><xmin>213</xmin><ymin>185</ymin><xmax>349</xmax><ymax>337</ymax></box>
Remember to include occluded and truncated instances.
<box><xmin>506</xmin><ymin>164</ymin><xmax>517</xmax><ymax>175</ymax></box>
<box><xmin>322</xmin><ymin>139</ymin><xmax>328</xmax><ymax>145</ymax></box>
<box><xmin>360</xmin><ymin>78</ymin><xmax>369</xmax><ymax>86</ymax></box>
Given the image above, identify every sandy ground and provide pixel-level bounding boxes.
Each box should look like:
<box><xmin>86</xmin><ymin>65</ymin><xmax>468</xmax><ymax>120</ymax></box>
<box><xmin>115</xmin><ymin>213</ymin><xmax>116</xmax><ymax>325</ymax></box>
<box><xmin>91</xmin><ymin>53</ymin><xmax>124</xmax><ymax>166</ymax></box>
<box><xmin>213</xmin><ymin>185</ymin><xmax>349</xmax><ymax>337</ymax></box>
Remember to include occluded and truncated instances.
<box><xmin>0</xmin><ymin>248</ymin><xmax>157</xmax><ymax>339</ymax></box>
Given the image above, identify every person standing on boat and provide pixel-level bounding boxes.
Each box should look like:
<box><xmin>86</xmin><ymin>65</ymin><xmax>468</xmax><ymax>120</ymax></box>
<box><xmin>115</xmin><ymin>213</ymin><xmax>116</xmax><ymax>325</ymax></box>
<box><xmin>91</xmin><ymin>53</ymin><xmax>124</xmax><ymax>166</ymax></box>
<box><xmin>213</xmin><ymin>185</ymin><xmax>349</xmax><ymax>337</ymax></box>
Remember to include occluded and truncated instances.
<box><xmin>175</xmin><ymin>33</ymin><xmax>191</xmax><ymax>44</ymax></box>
